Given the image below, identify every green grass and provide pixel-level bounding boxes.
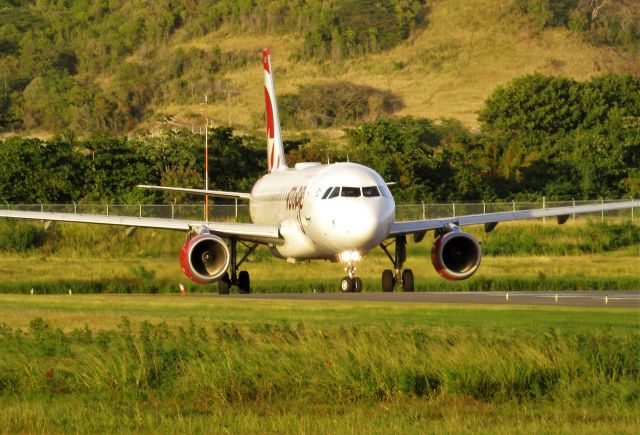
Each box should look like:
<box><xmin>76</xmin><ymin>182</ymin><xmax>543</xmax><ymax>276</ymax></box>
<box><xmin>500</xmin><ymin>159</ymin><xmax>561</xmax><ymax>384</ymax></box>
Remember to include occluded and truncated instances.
<box><xmin>0</xmin><ymin>295</ymin><xmax>638</xmax><ymax>433</ymax></box>
<box><xmin>0</xmin><ymin>220</ymin><xmax>637</xmax><ymax>293</ymax></box>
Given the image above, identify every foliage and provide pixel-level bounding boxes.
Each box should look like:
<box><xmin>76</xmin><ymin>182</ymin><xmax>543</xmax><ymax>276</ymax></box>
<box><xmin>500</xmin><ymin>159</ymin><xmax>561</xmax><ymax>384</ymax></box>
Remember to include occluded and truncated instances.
<box><xmin>0</xmin><ymin>127</ymin><xmax>264</xmax><ymax>203</ymax></box>
<box><xmin>514</xmin><ymin>0</ymin><xmax>640</xmax><ymax>47</ymax></box>
<box><xmin>1</xmin><ymin>68</ymin><xmax>639</xmax><ymax>202</ymax></box>
<box><xmin>0</xmin><ymin>0</ymin><xmax>427</xmax><ymax>134</ymax></box>
<box><xmin>279</xmin><ymin>81</ymin><xmax>403</xmax><ymax>128</ymax></box>
<box><xmin>0</xmin><ymin>222</ymin><xmax>45</xmax><ymax>252</ymax></box>
<box><xmin>346</xmin><ymin>116</ymin><xmax>453</xmax><ymax>201</ymax></box>
<box><xmin>478</xmin><ymin>73</ymin><xmax>640</xmax><ymax>199</ymax></box>
<box><xmin>297</xmin><ymin>0</ymin><xmax>427</xmax><ymax>60</ymax></box>
<box><xmin>0</xmin><ymin>136</ymin><xmax>86</xmax><ymax>202</ymax></box>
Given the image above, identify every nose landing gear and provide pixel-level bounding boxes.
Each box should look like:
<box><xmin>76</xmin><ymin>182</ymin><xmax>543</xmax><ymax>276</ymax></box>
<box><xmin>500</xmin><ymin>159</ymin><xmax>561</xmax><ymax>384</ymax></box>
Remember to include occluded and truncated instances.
<box><xmin>340</xmin><ymin>260</ymin><xmax>363</xmax><ymax>292</ymax></box>
<box><xmin>379</xmin><ymin>236</ymin><xmax>414</xmax><ymax>292</ymax></box>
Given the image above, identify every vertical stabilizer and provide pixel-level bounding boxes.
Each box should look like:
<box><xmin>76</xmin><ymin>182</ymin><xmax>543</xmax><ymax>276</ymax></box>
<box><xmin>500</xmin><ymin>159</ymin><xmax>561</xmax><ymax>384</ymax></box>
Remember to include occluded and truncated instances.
<box><xmin>263</xmin><ymin>48</ymin><xmax>287</xmax><ymax>173</ymax></box>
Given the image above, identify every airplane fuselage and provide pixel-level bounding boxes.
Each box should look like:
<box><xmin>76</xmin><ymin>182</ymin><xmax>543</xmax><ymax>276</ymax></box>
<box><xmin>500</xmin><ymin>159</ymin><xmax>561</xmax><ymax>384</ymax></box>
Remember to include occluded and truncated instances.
<box><xmin>249</xmin><ymin>162</ymin><xmax>395</xmax><ymax>260</ymax></box>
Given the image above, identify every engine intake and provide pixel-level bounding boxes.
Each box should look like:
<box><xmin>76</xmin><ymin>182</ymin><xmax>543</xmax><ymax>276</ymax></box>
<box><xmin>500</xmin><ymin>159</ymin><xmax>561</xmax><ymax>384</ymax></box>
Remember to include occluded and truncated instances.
<box><xmin>180</xmin><ymin>234</ymin><xmax>230</xmax><ymax>284</ymax></box>
<box><xmin>431</xmin><ymin>230</ymin><xmax>481</xmax><ymax>280</ymax></box>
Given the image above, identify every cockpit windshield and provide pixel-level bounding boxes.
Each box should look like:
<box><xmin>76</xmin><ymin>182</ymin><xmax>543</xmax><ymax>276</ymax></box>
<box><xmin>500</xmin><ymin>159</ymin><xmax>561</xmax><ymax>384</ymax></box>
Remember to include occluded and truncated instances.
<box><xmin>362</xmin><ymin>186</ymin><xmax>380</xmax><ymax>197</ymax></box>
<box><xmin>321</xmin><ymin>185</ymin><xmax>382</xmax><ymax>199</ymax></box>
<box><xmin>341</xmin><ymin>187</ymin><xmax>361</xmax><ymax>197</ymax></box>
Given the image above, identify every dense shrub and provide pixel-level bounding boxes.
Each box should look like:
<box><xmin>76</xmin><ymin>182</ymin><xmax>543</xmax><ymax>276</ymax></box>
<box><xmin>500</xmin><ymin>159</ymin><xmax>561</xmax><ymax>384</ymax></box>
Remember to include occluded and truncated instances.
<box><xmin>0</xmin><ymin>223</ymin><xmax>46</xmax><ymax>252</ymax></box>
<box><xmin>279</xmin><ymin>82</ymin><xmax>403</xmax><ymax>128</ymax></box>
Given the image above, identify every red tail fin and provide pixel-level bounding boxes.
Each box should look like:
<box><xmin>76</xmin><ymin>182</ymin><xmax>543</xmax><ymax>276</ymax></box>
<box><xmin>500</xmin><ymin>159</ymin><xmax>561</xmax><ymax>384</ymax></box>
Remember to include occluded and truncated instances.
<box><xmin>263</xmin><ymin>49</ymin><xmax>287</xmax><ymax>173</ymax></box>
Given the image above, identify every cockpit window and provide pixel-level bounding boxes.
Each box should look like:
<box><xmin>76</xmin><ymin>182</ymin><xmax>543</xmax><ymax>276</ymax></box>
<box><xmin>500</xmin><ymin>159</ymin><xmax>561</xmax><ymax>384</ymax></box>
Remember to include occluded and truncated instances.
<box><xmin>362</xmin><ymin>186</ymin><xmax>380</xmax><ymax>197</ymax></box>
<box><xmin>327</xmin><ymin>186</ymin><xmax>340</xmax><ymax>199</ymax></box>
<box><xmin>341</xmin><ymin>187</ymin><xmax>361</xmax><ymax>197</ymax></box>
<box><xmin>321</xmin><ymin>187</ymin><xmax>333</xmax><ymax>199</ymax></box>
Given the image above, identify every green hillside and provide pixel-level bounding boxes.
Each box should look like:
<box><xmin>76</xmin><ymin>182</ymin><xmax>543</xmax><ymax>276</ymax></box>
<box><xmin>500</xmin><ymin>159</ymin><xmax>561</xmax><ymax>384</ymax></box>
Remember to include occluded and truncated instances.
<box><xmin>0</xmin><ymin>0</ymin><xmax>638</xmax><ymax>137</ymax></box>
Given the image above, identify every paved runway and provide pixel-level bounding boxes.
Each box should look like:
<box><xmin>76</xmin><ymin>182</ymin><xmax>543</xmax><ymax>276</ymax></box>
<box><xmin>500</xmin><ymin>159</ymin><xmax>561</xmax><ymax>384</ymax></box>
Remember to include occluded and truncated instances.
<box><xmin>223</xmin><ymin>291</ymin><xmax>640</xmax><ymax>308</ymax></box>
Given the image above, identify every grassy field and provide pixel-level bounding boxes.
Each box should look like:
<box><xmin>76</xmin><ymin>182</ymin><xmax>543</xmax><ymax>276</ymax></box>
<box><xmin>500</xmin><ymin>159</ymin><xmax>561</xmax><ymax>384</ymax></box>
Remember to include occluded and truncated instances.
<box><xmin>0</xmin><ymin>295</ymin><xmax>638</xmax><ymax>433</ymax></box>
<box><xmin>0</xmin><ymin>220</ymin><xmax>638</xmax><ymax>294</ymax></box>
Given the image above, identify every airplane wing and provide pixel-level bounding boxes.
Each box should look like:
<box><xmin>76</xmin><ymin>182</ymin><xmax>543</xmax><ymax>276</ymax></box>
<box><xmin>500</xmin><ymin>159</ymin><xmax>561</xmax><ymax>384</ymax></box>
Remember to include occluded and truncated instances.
<box><xmin>390</xmin><ymin>200</ymin><xmax>639</xmax><ymax>238</ymax></box>
<box><xmin>137</xmin><ymin>185</ymin><xmax>251</xmax><ymax>200</ymax></box>
<box><xmin>0</xmin><ymin>209</ymin><xmax>281</xmax><ymax>245</ymax></box>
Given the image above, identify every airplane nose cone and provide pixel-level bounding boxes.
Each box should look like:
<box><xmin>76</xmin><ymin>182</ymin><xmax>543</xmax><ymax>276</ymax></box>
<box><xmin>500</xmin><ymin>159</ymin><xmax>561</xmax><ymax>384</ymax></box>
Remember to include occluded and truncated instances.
<box><xmin>336</xmin><ymin>202</ymin><xmax>391</xmax><ymax>250</ymax></box>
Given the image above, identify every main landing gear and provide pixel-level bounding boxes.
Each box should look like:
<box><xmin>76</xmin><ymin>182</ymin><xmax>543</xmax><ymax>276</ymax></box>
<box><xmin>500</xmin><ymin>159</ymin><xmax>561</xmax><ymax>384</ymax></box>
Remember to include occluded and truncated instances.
<box><xmin>379</xmin><ymin>235</ymin><xmax>414</xmax><ymax>292</ymax></box>
<box><xmin>340</xmin><ymin>255</ymin><xmax>363</xmax><ymax>293</ymax></box>
<box><xmin>218</xmin><ymin>238</ymin><xmax>258</xmax><ymax>295</ymax></box>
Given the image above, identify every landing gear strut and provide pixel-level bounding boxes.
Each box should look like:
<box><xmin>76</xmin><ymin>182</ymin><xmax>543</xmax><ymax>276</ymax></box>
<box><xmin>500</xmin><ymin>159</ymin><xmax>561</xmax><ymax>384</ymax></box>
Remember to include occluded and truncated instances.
<box><xmin>218</xmin><ymin>238</ymin><xmax>258</xmax><ymax>295</ymax></box>
<box><xmin>379</xmin><ymin>236</ymin><xmax>414</xmax><ymax>292</ymax></box>
<box><xmin>340</xmin><ymin>257</ymin><xmax>362</xmax><ymax>293</ymax></box>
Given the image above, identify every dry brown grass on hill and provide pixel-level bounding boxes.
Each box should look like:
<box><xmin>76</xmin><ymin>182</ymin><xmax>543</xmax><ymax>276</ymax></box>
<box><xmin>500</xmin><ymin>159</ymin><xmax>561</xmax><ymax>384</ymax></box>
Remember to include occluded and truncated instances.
<box><xmin>157</xmin><ymin>0</ymin><xmax>636</xmax><ymax>136</ymax></box>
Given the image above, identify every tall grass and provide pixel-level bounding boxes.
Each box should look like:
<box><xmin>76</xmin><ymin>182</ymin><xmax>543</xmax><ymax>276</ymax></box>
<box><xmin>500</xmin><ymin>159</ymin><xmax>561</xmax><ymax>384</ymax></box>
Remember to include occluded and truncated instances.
<box><xmin>0</xmin><ymin>219</ymin><xmax>637</xmax><ymax>258</ymax></box>
<box><xmin>0</xmin><ymin>317</ymin><xmax>637</xmax><ymax>432</ymax></box>
<box><xmin>0</xmin><ymin>220</ymin><xmax>637</xmax><ymax>293</ymax></box>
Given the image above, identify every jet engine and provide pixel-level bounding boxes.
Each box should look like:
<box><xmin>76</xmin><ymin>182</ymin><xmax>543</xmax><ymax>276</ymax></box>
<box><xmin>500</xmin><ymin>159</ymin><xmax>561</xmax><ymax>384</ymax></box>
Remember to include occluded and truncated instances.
<box><xmin>180</xmin><ymin>234</ymin><xmax>230</xmax><ymax>284</ymax></box>
<box><xmin>431</xmin><ymin>230</ymin><xmax>481</xmax><ymax>280</ymax></box>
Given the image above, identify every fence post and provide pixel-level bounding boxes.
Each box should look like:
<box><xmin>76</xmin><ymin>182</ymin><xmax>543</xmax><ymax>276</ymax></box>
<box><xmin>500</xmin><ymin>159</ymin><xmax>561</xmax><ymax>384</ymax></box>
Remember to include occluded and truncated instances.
<box><xmin>73</xmin><ymin>201</ymin><xmax>77</xmax><ymax>214</ymax></box>
<box><xmin>235</xmin><ymin>198</ymin><xmax>238</xmax><ymax>221</ymax></box>
<box><xmin>601</xmin><ymin>197</ymin><xmax>604</xmax><ymax>222</ymax></box>
<box><xmin>106</xmin><ymin>203</ymin><xmax>109</xmax><ymax>216</ymax></box>
<box><xmin>138</xmin><ymin>202</ymin><xmax>142</xmax><ymax>218</ymax></box>
<box><xmin>40</xmin><ymin>202</ymin><xmax>44</xmax><ymax>213</ymax></box>
<box><xmin>422</xmin><ymin>201</ymin><xmax>425</xmax><ymax>220</ymax></box>
<box><xmin>572</xmin><ymin>197</ymin><xmax>575</xmax><ymax>223</ymax></box>
<box><xmin>512</xmin><ymin>200</ymin><xmax>516</xmax><ymax>212</ymax></box>
<box><xmin>171</xmin><ymin>202</ymin><xmax>175</xmax><ymax>220</ymax></box>
<box><xmin>542</xmin><ymin>196</ymin><xmax>546</xmax><ymax>224</ymax></box>
<box><xmin>452</xmin><ymin>202</ymin><xmax>456</xmax><ymax>217</ymax></box>
<box><xmin>482</xmin><ymin>200</ymin><xmax>486</xmax><ymax>214</ymax></box>
<box><xmin>632</xmin><ymin>197</ymin><xmax>634</xmax><ymax>222</ymax></box>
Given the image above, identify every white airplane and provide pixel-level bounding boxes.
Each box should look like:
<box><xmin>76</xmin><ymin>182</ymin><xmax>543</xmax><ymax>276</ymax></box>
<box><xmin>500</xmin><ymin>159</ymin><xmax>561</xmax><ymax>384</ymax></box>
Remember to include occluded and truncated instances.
<box><xmin>1</xmin><ymin>49</ymin><xmax>637</xmax><ymax>294</ymax></box>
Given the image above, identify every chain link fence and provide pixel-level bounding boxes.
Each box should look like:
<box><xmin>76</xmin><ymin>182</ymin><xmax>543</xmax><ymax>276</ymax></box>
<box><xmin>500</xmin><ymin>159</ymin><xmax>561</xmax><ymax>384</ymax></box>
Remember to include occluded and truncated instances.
<box><xmin>395</xmin><ymin>199</ymin><xmax>636</xmax><ymax>222</ymax></box>
<box><xmin>1</xmin><ymin>198</ymin><xmax>635</xmax><ymax>223</ymax></box>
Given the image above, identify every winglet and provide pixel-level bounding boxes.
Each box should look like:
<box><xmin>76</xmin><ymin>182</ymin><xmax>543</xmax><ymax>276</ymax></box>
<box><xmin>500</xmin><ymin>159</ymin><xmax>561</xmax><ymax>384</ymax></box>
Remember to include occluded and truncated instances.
<box><xmin>263</xmin><ymin>48</ymin><xmax>287</xmax><ymax>173</ymax></box>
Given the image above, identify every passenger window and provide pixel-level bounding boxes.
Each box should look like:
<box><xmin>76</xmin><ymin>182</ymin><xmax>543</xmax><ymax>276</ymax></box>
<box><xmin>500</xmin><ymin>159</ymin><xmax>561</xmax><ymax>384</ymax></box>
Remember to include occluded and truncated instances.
<box><xmin>321</xmin><ymin>187</ymin><xmax>333</xmax><ymax>199</ymax></box>
<box><xmin>328</xmin><ymin>186</ymin><xmax>340</xmax><ymax>199</ymax></box>
<box><xmin>341</xmin><ymin>187</ymin><xmax>361</xmax><ymax>197</ymax></box>
<box><xmin>362</xmin><ymin>186</ymin><xmax>380</xmax><ymax>197</ymax></box>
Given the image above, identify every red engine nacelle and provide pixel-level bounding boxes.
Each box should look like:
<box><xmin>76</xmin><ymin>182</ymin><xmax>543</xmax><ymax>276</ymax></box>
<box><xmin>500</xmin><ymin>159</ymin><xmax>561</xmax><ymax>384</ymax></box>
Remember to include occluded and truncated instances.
<box><xmin>180</xmin><ymin>234</ymin><xmax>230</xmax><ymax>284</ymax></box>
<box><xmin>431</xmin><ymin>231</ymin><xmax>482</xmax><ymax>280</ymax></box>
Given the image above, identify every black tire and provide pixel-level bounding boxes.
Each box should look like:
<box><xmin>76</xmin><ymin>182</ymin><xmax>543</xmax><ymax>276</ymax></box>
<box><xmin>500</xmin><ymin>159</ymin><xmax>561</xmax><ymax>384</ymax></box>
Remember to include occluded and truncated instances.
<box><xmin>353</xmin><ymin>277</ymin><xmax>363</xmax><ymax>293</ymax></box>
<box><xmin>340</xmin><ymin>276</ymin><xmax>354</xmax><ymax>292</ymax></box>
<box><xmin>238</xmin><ymin>270</ymin><xmax>251</xmax><ymax>294</ymax></box>
<box><xmin>402</xmin><ymin>269</ymin><xmax>414</xmax><ymax>292</ymax></box>
<box><xmin>382</xmin><ymin>270</ymin><xmax>394</xmax><ymax>292</ymax></box>
<box><xmin>218</xmin><ymin>272</ymin><xmax>231</xmax><ymax>295</ymax></box>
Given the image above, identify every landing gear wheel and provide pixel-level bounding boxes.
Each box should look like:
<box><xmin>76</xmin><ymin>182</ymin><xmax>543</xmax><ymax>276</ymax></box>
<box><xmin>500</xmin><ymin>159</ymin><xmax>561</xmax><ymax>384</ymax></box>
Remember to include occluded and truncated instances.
<box><xmin>402</xmin><ymin>269</ymin><xmax>414</xmax><ymax>292</ymax></box>
<box><xmin>382</xmin><ymin>270</ymin><xmax>394</xmax><ymax>292</ymax></box>
<box><xmin>218</xmin><ymin>272</ymin><xmax>231</xmax><ymax>295</ymax></box>
<box><xmin>353</xmin><ymin>277</ymin><xmax>363</xmax><ymax>293</ymax></box>
<box><xmin>238</xmin><ymin>271</ymin><xmax>251</xmax><ymax>294</ymax></box>
<box><xmin>340</xmin><ymin>276</ymin><xmax>354</xmax><ymax>292</ymax></box>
